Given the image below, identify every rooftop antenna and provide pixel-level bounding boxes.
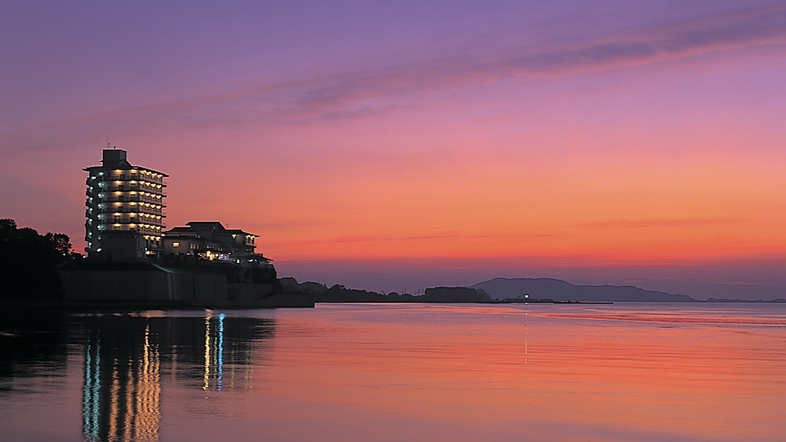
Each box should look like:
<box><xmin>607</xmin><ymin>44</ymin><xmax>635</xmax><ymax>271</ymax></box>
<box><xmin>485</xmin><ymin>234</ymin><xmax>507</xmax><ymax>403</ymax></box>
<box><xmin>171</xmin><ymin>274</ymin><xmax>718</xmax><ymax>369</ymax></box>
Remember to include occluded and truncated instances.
<box><xmin>106</xmin><ymin>137</ymin><xmax>110</xmax><ymax>150</ymax></box>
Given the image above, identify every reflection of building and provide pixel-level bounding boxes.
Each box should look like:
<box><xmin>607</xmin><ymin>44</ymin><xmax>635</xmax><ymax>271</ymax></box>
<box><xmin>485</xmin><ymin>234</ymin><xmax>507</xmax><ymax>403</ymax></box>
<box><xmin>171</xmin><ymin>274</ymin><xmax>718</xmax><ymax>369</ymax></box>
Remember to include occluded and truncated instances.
<box><xmin>80</xmin><ymin>314</ymin><xmax>274</xmax><ymax>440</ymax></box>
<box><xmin>167</xmin><ymin>314</ymin><xmax>266</xmax><ymax>393</ymax></box>
<box><xmin>196</xmin><ymin>313</ymin><xmax>261</xmax><ymax>392</ymax></box>
<box><xmin>83</xmin><ymin>319</ymin><xmax>161</xmax><ymax>442</ymax></box>
<box><xmin>84</xmin><ymin>148</ymin><xmax>168</xmax><ymax>258</ymax></box>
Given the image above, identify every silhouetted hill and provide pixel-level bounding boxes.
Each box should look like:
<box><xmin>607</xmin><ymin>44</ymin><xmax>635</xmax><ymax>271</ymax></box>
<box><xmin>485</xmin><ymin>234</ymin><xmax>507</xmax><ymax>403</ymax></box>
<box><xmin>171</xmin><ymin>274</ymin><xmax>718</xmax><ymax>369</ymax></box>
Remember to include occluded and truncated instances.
<box><xmin>280</xmin><ymin>278</ymin><xmax>492</xmax><ymax>303</ymax></box>
<box><xmin>472</xmin><ymin>277</ymin><xmax>696</xmax><ymax>302</ymax></box>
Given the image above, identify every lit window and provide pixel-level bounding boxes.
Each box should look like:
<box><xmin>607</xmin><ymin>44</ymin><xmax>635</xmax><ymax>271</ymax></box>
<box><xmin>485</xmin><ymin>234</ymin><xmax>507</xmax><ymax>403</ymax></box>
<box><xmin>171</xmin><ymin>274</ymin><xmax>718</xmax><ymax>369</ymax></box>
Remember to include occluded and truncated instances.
<box><xmin>173</xmin><ymin>242</ymin><xmax>180</xmax><ymax>248</ymax></box>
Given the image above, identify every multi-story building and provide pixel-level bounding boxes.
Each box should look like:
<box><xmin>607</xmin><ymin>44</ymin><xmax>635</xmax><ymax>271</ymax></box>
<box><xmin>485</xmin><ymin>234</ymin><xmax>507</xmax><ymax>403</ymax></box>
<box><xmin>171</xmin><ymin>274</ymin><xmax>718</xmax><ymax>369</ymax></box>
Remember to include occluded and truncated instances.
<box><xmin>84</xmin><ymin>149</ymin><xmax>167</xmax><ymax>257</ymax></box>
<box><xmin>161</xmin><ymin>221</ymin><xmax>270</xmax><ymax>266</ymax></box>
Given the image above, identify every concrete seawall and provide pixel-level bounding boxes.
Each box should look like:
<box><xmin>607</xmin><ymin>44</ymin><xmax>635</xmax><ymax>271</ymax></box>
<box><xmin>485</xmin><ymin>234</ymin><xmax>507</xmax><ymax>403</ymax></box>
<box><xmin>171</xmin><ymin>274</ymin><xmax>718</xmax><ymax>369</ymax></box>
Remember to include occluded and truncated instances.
<box><xmin>60</xmin><ymin>268</ymin><xmax>313</xmax><ymax>308</ymax></box>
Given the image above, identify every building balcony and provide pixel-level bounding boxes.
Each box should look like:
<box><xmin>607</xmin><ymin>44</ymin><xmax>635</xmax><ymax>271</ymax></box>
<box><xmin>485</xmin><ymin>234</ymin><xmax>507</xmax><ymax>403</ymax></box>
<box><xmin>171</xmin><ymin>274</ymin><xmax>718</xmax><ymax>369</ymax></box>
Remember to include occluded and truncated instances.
<box><xmin>98</xmin><ymin>201</ymin><xmax>164</xmax><ymax>215</ymax></box>
<box><xmin>101</xmin><ymin>194</ymin><xmax>166</xmax><ymax>204</ymax></box>
<box><xmin>98</xmin><ymin>223</ymin><xmax>163</xmax><ymax>234</ymax></box>
<box><xmin>101</xmin><ymin>184</ymin><xmax>166</xmax><ymax>195</ymax></box>
<box><xmin>98</xmin><ymin>201</ymin><xmax>164</xmax><ymax>214</ymax></box>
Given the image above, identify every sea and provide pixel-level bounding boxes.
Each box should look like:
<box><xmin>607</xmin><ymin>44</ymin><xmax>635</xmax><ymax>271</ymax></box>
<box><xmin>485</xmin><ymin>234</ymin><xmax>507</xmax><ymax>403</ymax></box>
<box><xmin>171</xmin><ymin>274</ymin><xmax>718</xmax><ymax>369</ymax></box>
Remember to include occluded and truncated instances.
<box><xmin>1</xmin><ymin>302</ymin><xmax>785</xmax><ymax>441</ymax></box>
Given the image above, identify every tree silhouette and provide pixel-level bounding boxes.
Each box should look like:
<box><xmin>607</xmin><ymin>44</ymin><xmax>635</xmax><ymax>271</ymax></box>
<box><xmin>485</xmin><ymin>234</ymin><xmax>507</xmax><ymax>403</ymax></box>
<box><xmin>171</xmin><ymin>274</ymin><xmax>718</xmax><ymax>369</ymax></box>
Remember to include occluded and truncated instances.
<box><xmin>0</xmin><ymin>219</ymin><xmax>74</xmax><ymax>299</ymax></box>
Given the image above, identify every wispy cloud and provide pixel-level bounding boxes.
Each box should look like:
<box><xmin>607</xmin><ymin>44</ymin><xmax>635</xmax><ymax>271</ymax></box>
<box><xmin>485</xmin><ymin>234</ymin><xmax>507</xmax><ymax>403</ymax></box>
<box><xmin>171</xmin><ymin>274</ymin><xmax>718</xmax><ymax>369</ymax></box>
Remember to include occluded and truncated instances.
<box><xmin>280</xmin><ymin>232</ymin><xmax>557</xmax><ymax>247</ymax></box>
<box><xmin>3</xmin><ymin>3</ymin><xmax>785</xmax><ymax>151</ymax></box>
<box><xmin>575</xmin><ymin>217</ymin><xmax>744</xmax><ymax>229</ymax></box>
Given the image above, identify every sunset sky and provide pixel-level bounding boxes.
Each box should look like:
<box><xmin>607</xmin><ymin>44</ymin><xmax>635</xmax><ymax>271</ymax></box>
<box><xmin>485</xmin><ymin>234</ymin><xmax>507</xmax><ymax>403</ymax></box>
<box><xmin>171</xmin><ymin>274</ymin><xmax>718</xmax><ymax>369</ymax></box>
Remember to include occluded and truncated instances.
<box><xmin>2</xmin><ymin>1</ymin><xmax>785</xmax><ymax>299</ymax></box>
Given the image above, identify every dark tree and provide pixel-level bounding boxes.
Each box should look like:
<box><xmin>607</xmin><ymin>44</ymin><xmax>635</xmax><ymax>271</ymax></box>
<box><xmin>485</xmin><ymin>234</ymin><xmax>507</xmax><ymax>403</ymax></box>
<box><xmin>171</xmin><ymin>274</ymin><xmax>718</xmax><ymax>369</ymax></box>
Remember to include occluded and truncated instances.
<box><xmin>0</xmin><ymin>219</ymin><xmax>73</xmax><ymax>299</ymax></box>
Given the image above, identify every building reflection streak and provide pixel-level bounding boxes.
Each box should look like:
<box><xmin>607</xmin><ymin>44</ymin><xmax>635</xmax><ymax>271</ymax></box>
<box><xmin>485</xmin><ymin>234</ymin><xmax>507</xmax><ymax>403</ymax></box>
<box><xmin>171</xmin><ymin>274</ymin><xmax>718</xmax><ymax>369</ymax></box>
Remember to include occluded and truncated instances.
<box><xmin>217</xmin><ymin>313</ymin><xmax>224</xmax><ymax>391</ymax></box>
<box><xmin>83</xmin><ymin>340</ymin><xmax>101</xmax><ymax>441</ymax></box>
<box><xmin>135</xmin><ymin>324</ymin><xmax>161</xmax><ymax>441</ymax></box>
<box><xmin>81</xmin><ymin>318</ymin><xmax>162</xmax><ymax>442</ymax></box>
<box><xmin>203</xmin><ymin>315</ymin><xmax>211</xmax><ymax>391</ymax></box>
<box><xmin>203</xmin><ymin>313</ymin><xmax>228</xmax><ymax>391</ymax></box>
<box><xmin>123</xmin><ymin>363</ymin><xmax>132</xmax><ymax>441</ymax></box>
<box><xmin>80</xmin><ymin>313</ymin><xmax>273</xmax><ymax>440</ymax></box>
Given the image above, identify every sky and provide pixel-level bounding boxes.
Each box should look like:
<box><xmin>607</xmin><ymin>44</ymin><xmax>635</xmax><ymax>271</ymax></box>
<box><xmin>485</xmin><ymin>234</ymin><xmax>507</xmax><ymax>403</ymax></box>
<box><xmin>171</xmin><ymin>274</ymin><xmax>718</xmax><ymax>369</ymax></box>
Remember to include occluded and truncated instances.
<box><xmin>1</xmin><ymin>1</ymin><xmax>785</xmax><ymax>299</ymax></box>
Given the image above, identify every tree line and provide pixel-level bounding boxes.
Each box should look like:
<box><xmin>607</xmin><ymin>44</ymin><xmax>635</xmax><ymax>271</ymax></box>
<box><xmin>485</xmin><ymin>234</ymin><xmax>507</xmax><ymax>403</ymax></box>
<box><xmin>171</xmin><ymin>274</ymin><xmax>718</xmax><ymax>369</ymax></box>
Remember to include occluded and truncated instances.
<box><xmin>0</xmin><ymin>219</ymin><xmax>79</xmax><ymax>299</ymax></box>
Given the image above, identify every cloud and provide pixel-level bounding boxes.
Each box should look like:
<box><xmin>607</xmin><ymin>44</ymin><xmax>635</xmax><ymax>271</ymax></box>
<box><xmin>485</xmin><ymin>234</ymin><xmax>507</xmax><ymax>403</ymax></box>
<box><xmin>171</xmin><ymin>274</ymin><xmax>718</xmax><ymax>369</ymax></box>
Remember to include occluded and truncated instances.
<box><xmin>575</xmin><ymin>217</ymin><xmax>744</xmax><ymax>229</ymax></box>
<box><xmin>277</xmin><ymin>232</ymin><xmax>558</xmax><ymax>248</ymax></box>
<box><xmin>271</xmin><ymin>3</ymin><xmax>786</xmax><ymax>120</ymax></box>
<box><xmin>3</xmin><ymin>3</ymin><xmax>786</xmax><ymax>151</ymax></box>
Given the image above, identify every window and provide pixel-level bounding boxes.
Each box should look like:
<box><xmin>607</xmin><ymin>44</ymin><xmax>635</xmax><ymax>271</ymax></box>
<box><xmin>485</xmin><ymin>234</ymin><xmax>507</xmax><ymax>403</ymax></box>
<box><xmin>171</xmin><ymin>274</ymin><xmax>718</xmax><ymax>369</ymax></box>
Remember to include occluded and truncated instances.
<box><xmin>172</xmin><ymin>242</ymin><xmax>180</xmax><ymax>248</ymax></box>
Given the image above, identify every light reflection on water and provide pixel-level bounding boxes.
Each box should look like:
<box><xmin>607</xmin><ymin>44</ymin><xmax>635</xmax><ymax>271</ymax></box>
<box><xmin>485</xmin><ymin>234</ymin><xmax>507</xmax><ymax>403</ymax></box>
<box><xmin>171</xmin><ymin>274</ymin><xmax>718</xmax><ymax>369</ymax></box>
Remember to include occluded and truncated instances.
<box><xmin>0</xmin><ymin>303</ymin><xmax>785</xmax><ymax>441</ymax></box>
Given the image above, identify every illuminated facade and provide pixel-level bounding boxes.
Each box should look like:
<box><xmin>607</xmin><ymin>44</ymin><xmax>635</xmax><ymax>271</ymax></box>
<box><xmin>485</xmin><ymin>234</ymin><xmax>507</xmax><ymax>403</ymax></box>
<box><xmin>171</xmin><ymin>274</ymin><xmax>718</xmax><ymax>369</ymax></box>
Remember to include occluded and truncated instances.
<box><xmin>161</xmin><ymin>221</ymin><xmax>270</xmax><ymax>265</ymax></box>
<box><xmin>84</xmin><ymin>149</ymin><xmax>167</xmax><ymax>256</ymax></box>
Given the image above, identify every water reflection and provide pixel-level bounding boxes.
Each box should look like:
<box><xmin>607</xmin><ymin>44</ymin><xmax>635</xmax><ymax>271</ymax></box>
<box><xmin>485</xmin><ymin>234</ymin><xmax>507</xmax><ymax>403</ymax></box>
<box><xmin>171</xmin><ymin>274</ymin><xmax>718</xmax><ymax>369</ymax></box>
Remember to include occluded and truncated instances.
<box><xmin>82</xmin><ymin>317</ymin><xmax>161</xmax><ymax>442</ymax></box>
<box><xmin>0</xmin><ymin>310</ymin><xmax>68</xmax><ymax>384</ymax></box>
<box><xmin>78</xmin><ymin>312</ymin><xmax>274</xmax><ymax>442</ymax></box>
<box><xmin>3</xmin><ymin>305</ymin><xmax>786</xmax><ymax>441</ymax></box>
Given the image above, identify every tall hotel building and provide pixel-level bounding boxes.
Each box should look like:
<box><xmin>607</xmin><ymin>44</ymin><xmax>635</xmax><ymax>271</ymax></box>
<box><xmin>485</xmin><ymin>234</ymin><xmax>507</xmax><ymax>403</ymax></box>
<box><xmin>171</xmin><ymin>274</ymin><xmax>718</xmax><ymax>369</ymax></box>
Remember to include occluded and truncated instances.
<box><xmin>84</xmin><ymin>149</ymin><xmax>167</xmax><ymax>255</ymax></box>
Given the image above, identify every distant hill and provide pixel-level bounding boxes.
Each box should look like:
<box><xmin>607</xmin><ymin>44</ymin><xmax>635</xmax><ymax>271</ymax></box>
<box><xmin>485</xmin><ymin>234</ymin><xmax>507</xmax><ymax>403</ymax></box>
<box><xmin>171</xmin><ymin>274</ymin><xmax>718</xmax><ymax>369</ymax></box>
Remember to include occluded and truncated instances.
<box><xmin>472</xmin><ymin>277</ymin><xmax>696</xmax><ymax>302</ymax></box>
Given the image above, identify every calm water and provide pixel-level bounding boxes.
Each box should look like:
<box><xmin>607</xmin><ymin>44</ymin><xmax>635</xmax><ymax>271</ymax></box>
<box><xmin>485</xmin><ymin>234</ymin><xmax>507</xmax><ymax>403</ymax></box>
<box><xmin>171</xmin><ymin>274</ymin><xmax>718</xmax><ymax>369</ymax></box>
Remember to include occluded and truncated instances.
<box><xmin>1</xmin><ymin>303</ymin><xmax>785</xmax><ymax>441</ymax></box>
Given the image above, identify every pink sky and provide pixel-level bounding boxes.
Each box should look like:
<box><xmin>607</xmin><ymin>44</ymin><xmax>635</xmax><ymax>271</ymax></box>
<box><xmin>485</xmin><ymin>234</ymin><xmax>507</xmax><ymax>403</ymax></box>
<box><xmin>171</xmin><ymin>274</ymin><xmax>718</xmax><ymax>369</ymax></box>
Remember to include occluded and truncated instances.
<box><xmin>1</xmin><ymin>1</ymin><xmax>785</xmax><ymax>299</ymax></box>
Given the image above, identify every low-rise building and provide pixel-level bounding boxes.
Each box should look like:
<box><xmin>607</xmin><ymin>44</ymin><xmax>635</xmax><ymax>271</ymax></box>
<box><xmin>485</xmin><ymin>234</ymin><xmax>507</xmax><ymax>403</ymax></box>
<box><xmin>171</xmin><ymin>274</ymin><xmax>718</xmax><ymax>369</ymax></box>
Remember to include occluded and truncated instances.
<box><xmin>162</xmin><ymin>221</ymin><xmax>271</xmax><ymax>266</ymax></box>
